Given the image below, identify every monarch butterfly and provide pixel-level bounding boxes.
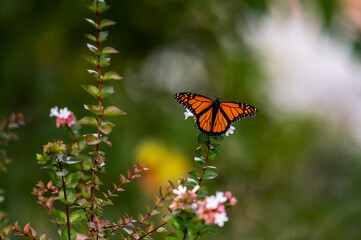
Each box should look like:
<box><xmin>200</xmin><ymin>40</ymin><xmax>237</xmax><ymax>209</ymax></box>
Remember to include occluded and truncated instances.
<box><xmin>174</xmin><ymin>92</ymin><xmax>258</xmax><ymax>137</ymax></box>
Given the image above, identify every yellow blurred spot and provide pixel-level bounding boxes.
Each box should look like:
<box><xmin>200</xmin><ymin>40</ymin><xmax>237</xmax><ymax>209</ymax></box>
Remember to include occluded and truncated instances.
<box><xmin>134</xmin><ymin>139</ymin><xmax>190</xmax><ymax>195</ymax></box>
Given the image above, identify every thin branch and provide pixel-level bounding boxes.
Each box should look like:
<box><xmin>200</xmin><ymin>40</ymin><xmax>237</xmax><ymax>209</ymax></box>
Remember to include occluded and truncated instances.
<box><xmin>198</xmin><ymin>140</ymin><xmax>211</xmax><ymax>186</ymax></box>
<box><xmin>129</xmin><ymin>186</ymin><xmax>174</xmax><ymax>238</ymax></box>
<box><xmin>193</xmin><ymin>230</ymin><xmax>201</xmax><ymax>240</ymax></box>
<box><xmin>138</xmin><ymin>222</ymin><xmax>168</xmax><ymax>240</ymax></box>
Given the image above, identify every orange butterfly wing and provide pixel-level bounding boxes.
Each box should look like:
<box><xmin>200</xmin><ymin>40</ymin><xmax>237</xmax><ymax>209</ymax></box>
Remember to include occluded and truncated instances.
<box><xmin>211</xmin><ymin>102</ymin><xmax>258</xmax><ymax>136</ymax></box>
<box><xmin>175</xmin><ymin>93</ymin><xmax>259</xmax><ymax>136</ymax></box>
<box><xmin>174</xmin><ymin>93</ymin><xmax>214</xmax><ymax>135</ymax></box>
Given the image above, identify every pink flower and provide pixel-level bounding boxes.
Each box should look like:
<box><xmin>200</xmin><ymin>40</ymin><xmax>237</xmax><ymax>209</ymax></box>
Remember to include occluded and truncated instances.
<box><xmin>225</xmin><ymin>126</ymin><xmax>235</xmax><ymax>136</ymax></box>
<box><xmin>196</xmin><ymin>191</ymin><xmax>236</xmax><ymax>227</ymax></box>
<box><xmin>50</xmin><ymin>106</ymin><xmax>76</xmax><ymax>128</ymax></box>
<box><xmin>225</xmin><ymin>191</ymin><xmax>237</xmax><ymax>205</ymax></box>
<box><xmin>170</xmin><ymin>185</ymin><xmax>199</xmax><ymax>210</ymax></box>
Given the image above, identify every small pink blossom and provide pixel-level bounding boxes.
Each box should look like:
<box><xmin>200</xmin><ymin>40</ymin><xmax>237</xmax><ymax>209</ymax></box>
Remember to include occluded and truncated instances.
<box><xmin>50</xmin><ymin>106</ymin><xmax>76</xmax><ymax>128</ymax></box>
<box><xmin>225</xmin><ymin>191</ymin><xmax>237</xmax><ymax>205</ymax></box>
<box><xmin>225</xmin><ymin>125</ymin><xmax>235</xmax><ymax>136</ymax></box>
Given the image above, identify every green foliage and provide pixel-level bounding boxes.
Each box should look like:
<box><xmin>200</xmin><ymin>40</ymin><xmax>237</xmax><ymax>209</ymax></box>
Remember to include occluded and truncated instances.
<box><xmin>61</xmin><ymin>226</ymin><xmax>76</xmax><ymax>240</ymax></box>
<box><xmin>52</xmin><ymin>210</ymin><xmax>67</xmax><ymax>224</ymax></box>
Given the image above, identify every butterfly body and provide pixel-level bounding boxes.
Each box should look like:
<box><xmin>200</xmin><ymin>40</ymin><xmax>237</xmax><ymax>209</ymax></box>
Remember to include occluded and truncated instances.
<box><xmin>174</xmin><ymin>92</ymin><xmax>258</xmax><ymax>137</ymax></box>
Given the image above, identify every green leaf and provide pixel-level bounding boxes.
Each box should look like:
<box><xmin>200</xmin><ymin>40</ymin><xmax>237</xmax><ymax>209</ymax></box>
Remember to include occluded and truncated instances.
<box><xmin>39</xmin><ymin>234</ymin><xmax>47</xmax><ymax>240</ymax></box>
<box><xmin>188</xmin><ymin>170</ymin><xmax>200</xmax><ymax>179</ymax></box>
<box><xmin>194</xmin><ymin>157</ymin><xmax>204</xmax><ymax>168</ymax></box>
<box><xmin>208</xmin><ymin>149</ymin><xmax>219</xmax><ymax>159</ymax></box>
<box><xmin>100</xmin><ymin>19</ymin><xmax>116</xmax><ymax>29</ymax></box>
<box><xmin>77</xmin><ymin>116</ymin><xmax>98</xmax><ymax>127</ymax></box>
<box><xmin>202</xmin><ymin>170</ymin><xmax>217</xmax><ymax>180</ymax></box>
<box><xmin>98</xmin><ymin>85</ymin><xmax>114</xmax><ymax>98</ymax></box>
<box><xmin>49</xmin><ymin>172</ymin><xmax>63</xmax><ymax>187</ymax></box>
<box><xmin>187</xmin><ymin>177</ymin><xmax>198</xmax><ymax>188</ymax></box>
<box><xmin>101</xmin><ymin>136</ymin><xmax>112</xmax><ymax>146</ymax></box>
<box><xmin>55</xmin><ymin>169</ymin><xmax>69</xmax><ymax>177</ymax></box>
<box><xmin>65</xmin><ymin>173</ymin><xmax>82</xmax><ymax>188</ymax></box>
<box><xmin>86</xmin><ymin>69</ymin><xmax>100</xmax><ymax>80</ymax></box>
<box><xmin>167</xmin><ymin>216</ymin><xmax>184</xmax><ymax>231</ymax></box>
<box><xmin>97</xmin><ymin>1</ymin><xmax>110</xmax><ymax>13</ymax></box>
<box><xmin>85</xmin><ymin>18</ymin><xmax>98</xmax><ymax>28</ymax></box>
<box><xmin>156</xmin><ymin>227</ymin><xmax>167</xmax><ymax>233</ymax></box>
<box><xmin>84</xmin><ymin>133</ymin><xmax>101</xmax><ymax>145</ymax></box>
<box><xmin>122</xmin><ymin>228</ymin><xmax>133</xmax><ymax>235</ymax></box>
<box><xmin>81</xmin><ymin>84</ymin><xmax>99</xmax><ymax>99</ymax></box>
<box><xmin>102</xmin><ymin>46</ymin><xmax>118</xmax><ymax>54</ymax></box>
<box><xmin>198</xmin><ymin>134</ymin><xmax>210</xmax><ymax>145</ymax></box>
<box><xmin>59</xmin><ymin>187</ymin><xmax>77</xmax><ymax>204</ymax></box>
<box><xmin>82</xmin><ymin>55</ymin><xmax>97</xmax><ymax>66</ymax></box>
<box><xmin>103</xmin><ymin>106</ymin><xmax>126</xmax><ymax>116</ymax></box>
<box><xmin>99</xmin><ymin>55</ymin><xmax>110</xmax><ymax>67</ymax></box>
<box><xmin>87</xmin><ymin>43</ymin><xmax>99</xmax><ymax>54</ymax></box>
<box><xmin>69</xmin><ymin>210</ymin><xmax>86</xmax><ymax>224</ymax></box>
<box><xmin>100</xmin><ymin>122</ymin><xmax>114</xmax><ymax>134</ymax></box>
<box><xmin>99</xmin><ymin>31</ymin><xmax>108</xmax><ymax>43</ymax></box>
<box><xmin>103</xmin><ymin>71</ymin><xmax>123</xmax><ymax>81</ymax></box>
<box><xmin>84</xmin><ymin>104</ymin><xmax>103</xmax><ymax>115</ymax></box>
<box><xmin>195</xmin><ymin>149</ymin><xmax>207</xmax><ymax>159</ymax></box>
<box><xmin>52</xmin><ymin>210</ymin><xmax>67</xmax><ymax>224</ymax></box>
<box><xmin>61</xmin><ymin>226</ymin><xmax>77</xmax><ymax>240</ymax></box>
<box><xmin>86</xmin><ymin>0</ymin><xmax>109</xmax><ymax>13</ymax></box>
<box><xmin>211</xmin><ymin>143</ymin><xmax>220</xmax><ymax>151</ymax></box>
<box><xmin>84</xmin><ymin>33</ymin><xmax>96</xmax><ymax>42</ymax></box>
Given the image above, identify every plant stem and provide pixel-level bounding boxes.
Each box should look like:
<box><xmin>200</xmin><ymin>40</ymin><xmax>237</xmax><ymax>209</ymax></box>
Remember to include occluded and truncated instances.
<box><xmin>90</xmin><ymin>0</ymin><xmax>103</xmax><ymax>222</ymax></box>
<box><xmin>198</xmin><ymin>140</ymin><xmax>210</xmax><ymax>186</ymax></box>
<box><xmin>129</xmin><ymin>190</ymin><xmax>173</xmax><ymax>237</ymax></box>
<box><xmin>59</xmin><ymin>162</ymin><xmax>71</xmax><ymax>240</ymax></box>
<box><xmin>193</xmin><ymin>230</ymin><xmax>201</xmax><ymax>240</ymax></box>
<box><xmin>182</xmin><ymin>227</ymin><xmax>188</xmax><ymax>239</ymax></box>
<box><xmin>138</xmin><ymin>222</ymin><xmax>168</xmax><ymax>240</ymax></box>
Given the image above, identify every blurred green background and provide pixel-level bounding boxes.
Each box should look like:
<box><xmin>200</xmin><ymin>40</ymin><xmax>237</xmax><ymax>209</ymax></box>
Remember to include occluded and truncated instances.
<box><xmin>1</xmin><ymin>0</ymin><xmax>361</xmax><ymax>239</ymax></box>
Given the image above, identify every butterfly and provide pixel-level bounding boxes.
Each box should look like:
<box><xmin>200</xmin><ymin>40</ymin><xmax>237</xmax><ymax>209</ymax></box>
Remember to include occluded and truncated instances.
<box><xmin>174</xmin><ymin>92</ymin><xmax>258</xmax><ymax>137</ymax></box>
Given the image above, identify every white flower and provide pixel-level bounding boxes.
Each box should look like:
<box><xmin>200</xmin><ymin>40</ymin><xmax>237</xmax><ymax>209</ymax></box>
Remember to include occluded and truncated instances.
<box><xmin>58</xmin><ymin>107</ymin><xmax>71</xmax><ymax>119</ymax></box>
<box><xmin>214</xmin><ymin>192</ymin><xmax>227</xmax><ymax>203</ymax></box>
<box><xmin>206</xmin><ymin>192</ymin><xmax>227</xmax><ymax>209</ymax></box>
<box><xmin>173</xmin><ymin>185</ymin><xmax>187</xmax><ymax>196</ymax></box>
<box><xmin>184</xmin><ymin>109</ymin><xmax>194</xmax><ymax>120</ymax></box>
<box><xmin>225</xmin><ymin>126</ymin><xmax>235</xmax><ymax>136</ymax></box>
<box><xmin>214</xmin><ymin>212</ymin><xmax>229</xmax><ymax>227</ymax></box>
<box><xmin>192</xmin><ymin>185</ymin><xmax>200</xmax><ymax>193</ymax></box>
<box><xmin>49</xmin><ymin>106</ymin><xmax>59</xmax><ymax>117</ymax></box>
<box><xmin>49</xmin><ymin>106</ymin><xmax>71</xmax><ymax>119</ymax></box>
<box><xmin>191</xmin><ymin>203</ymin><xmax>198</xmax><ymax>210</ymax></box>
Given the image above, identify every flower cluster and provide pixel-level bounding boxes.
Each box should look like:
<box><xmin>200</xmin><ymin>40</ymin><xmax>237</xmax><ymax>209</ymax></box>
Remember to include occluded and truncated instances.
<box><xmin>49</xmin><ymin>106</ymin><xmax>76</xmax><ymax>128</ymax></box>
<box><xmin>170</xmin><ymin>185</ymin><xmax>199</xmax><ymax>210</ymax></box>
<box><xmin>170</xmin><ymin>185</ymin><xmax>237</xmax><ymax>227</ymax></box>
<box><xmin>197</xmin><ymin>191</ymin><xmax>236</xmax><ymax>227</ymax></box>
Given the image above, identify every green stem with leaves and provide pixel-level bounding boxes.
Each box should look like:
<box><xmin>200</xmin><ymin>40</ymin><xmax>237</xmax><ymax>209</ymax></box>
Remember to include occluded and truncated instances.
<box><xmin>59</xmin><ymin>162</ymin><xmax>71</xmax><ymax>240</ymax></box>
<box><xmin>198</xmin><ymin>140</ymin><xmax>211</xmax><ymax>186</ymax></box>
<box><xmin>90</xmin><ymin>0</ymin><xmax>101</xmax><ymax>214</ymax></box>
